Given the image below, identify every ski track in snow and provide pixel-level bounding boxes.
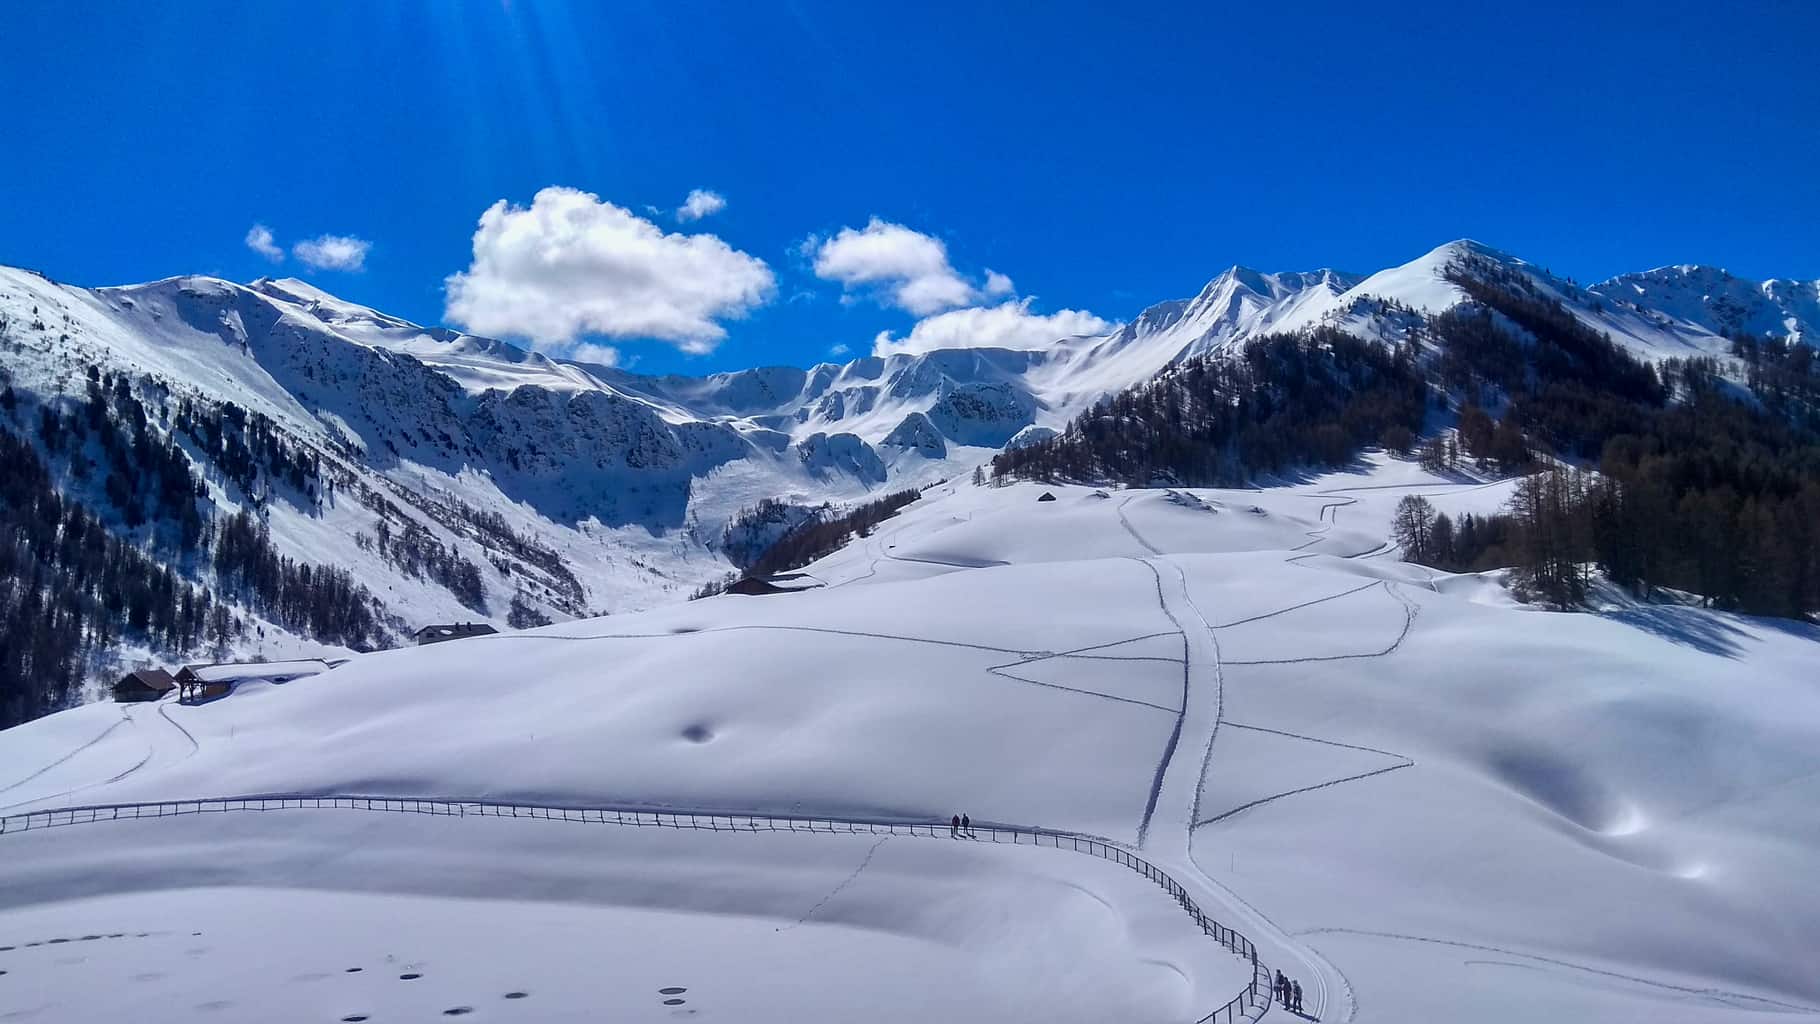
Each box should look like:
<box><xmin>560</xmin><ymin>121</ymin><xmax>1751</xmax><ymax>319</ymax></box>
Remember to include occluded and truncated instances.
<box><xmin>776</xmin><ymin>836</ymin><xmax>891</xmax><ymax>932</ymax></box>
<box><xmin>985</xmin><ymin>633</ymin><xmax>1186</xmax><ymax>716</ymax></box>
<box><xmin>1109</xmin><ymin>494</ymin><xmax>1328</xmax><ymax>1017</ymax></box>
<box><xmin>1126</xmin><ymin>554</ymin><xmax>1189</xmax><ymax>851</ymax></box>
<box><xmin>507</xmin><ymin>617</ymin><xmax>1190</xmax><ymax>717</ymax></box>
<box><xmin>1116</xmin><ymin>494</ymin><xmax>1165</xmax><ymax>557</ymax></box>
<box><xmin>1193</xmin><ymin>722</ymin><xmax>1415</xmax><ymax>829</ymax></box>
<box><xmin>1155</xmin><ymin>556</ymin><xmax>1348</xmax><ymax>1024</ymax></box>
<box><xmin>1221</xmin><ymin>584</ymin><xmax>1418</xmax><ymax>667</ymax></box>
<box><xmin>1211</xmin><ymin>580</ymin><xmax>1383</xmax><ymax>630</ymax></box>
<box><xmin>1159</xmin><ymin>535</ymin><xmax>1435</xmax><ymax>1021</ymax></box>
<box><xmin>0</xmin><ymin>709</ymin><xmax>132</xmax><ymax>799</ymax></box>
<box><xmin>1291</xmin><ymin>927</ymin><xmax>1820</xmax><ymax>1014</ymax></box>
<box><xmin>1189</xmin><ymin>575</ymin><xmax>1425</xmax><ymax>1020</ymax></box>
<box><xmin>155</xmin><ymin>701</ymin><xmax>201</xmax><ymax>760</ymax></box>
<box><xmin>2</xmin><ymin>694</ymin><xmax>209</xmax><ymax>814</ymax></box>
<box><xmin>10</xmin><ymin>474</ymin><xmax>1791</xmax><ymax>1023</ymax></box>
<box><xmin>486</xmin><ymin>622</ymin><xmax>1039</xmax><ymax>657</ymax></box>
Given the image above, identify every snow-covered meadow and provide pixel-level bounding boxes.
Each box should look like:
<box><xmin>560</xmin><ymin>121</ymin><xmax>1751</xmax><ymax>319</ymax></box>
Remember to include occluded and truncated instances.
<box><xmin>4</xmin><ymin>456</ymin><xmax>1819</xmax><ymax>1022</ymax></box>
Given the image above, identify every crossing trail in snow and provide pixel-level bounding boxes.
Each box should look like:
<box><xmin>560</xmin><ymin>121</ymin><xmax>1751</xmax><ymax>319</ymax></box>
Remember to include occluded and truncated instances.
<box><xmin>4</xmin><ymin>460</ymin><xmax>1820</xmax><ymax>1023</ymax></box>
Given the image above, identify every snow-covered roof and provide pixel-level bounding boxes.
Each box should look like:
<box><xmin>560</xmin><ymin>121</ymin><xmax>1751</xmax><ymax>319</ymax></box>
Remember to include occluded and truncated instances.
<box><xmin>184</xmin><ymin>660</ymin><xmax>331</xmax><ymax>683</ymax></box>
<box><xmin>117</xmin><ymin>668</ymin><xmax>176</xmax><ymax>691</ymax></box>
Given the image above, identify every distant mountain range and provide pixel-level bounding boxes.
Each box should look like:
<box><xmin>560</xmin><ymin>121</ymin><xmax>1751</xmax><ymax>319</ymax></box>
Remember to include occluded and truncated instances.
<box><xmin>0</xmin><ymin>240</ymin><xmax>1814</xmax><ymax>672</ymax></box>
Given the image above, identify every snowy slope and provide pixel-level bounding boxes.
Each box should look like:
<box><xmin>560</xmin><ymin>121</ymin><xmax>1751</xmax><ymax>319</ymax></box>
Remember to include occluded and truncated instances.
<box><xmin>1595</xmin><ymin>264</ymin><xmax>1820</xmax><ymax>345</ymax></box>
<box><xmin>1273</xmin><ymin>240</ymin><xmax>1754</xmax><ymax>362</ymax></box>
<box><xmin>4</xmin><ymin>453</ymin><xmax>1819</xmax><ymax>1022</ymax></box>
<box><xmin>3</xmin><ymin>235</ymin><xmax>1812</xmax><ymax>683</ymax></box>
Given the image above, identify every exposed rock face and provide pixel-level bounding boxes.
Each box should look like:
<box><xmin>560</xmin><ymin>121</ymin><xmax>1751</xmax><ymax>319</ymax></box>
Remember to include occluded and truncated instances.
<box><xmin>795</xmin><ymin>431</ymin><xmax>887</xmax><ymax>484</ymax></box>
<box><xmin>882</xmin><ymin>412</ymin><xmax>948</xmax><ymax>459</ymax></box>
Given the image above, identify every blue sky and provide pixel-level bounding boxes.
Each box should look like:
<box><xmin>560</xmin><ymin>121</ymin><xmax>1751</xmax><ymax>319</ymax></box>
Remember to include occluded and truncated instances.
<box><xmin>2</xmin><ymin>0</ymin><xmax>1816</xmax><ymax>376</ymax></box>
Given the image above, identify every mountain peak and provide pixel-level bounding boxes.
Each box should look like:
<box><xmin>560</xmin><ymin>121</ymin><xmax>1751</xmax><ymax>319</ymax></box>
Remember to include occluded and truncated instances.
<box><xmin>251</xmin><ymin>276</ymin><xmax>419</xmax><ymax>331</ymax></box>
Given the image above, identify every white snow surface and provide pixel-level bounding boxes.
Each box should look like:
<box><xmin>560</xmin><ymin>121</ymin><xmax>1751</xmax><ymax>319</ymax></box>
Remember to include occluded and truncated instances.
<box><xmin>4</xmin><ymin>453</ymin><xmax>1818</xmax><ymax>1022</ymax></box>
<box><xmin>1595</xmin><ymin>264</ymin><xmax>1820</xmax><ymax>346</ymax></box>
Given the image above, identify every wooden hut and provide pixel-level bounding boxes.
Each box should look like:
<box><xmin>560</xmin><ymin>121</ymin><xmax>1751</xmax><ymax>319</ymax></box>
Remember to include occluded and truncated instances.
<box><xmin>413</xmin><ymin>622</ymin><xmax>501</xmax><ymax>646</ymax></box>
<box><xmin>113</xmin><ymin>668</ymin><xmax>176</xmax><ymax>703</ymax></box>
<box><xmin>726</xmin><ymin>574</ymin><xmax>822</xmax><ymax>596</ymax></box>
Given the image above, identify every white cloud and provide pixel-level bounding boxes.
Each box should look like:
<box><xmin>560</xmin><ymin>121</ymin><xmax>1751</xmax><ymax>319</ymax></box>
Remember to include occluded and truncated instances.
<box><xmin>293</xmin><ymin>234</ymin><xmax>371</xmax><ymax>272</ymax></box>
<box><xmin>827</xmin><ymin>343</ymin><xmax>851</xmax><ymax>357</ymax></box>
<box><xmin>872</xmin><ymin>299</ymin><xmax>1113</xmax><ymax>358</ymax></box>
<box><xmin>444</xmin><ymin>186</ymin><xmax>775</xmax><ymax>353</ymax></box>
<box><xmin>676</xmin><ymin>188</ymin><xmax>727</xmax><ymax>222</ymax></box>
<box><xmin>569</xmin><ymin>342</ymin><xmax>621</xmax><ymax>367</ymax></box>
<box><xmin>810</xmin><ymin>218</ymin><xmax>982</xmax><ymax>315</ymax></box>
<box><xmin>245</xmin><ymin>224</ymin><xmax>283</xmax><ymax>263</ymax></box>
<box><xmin>984</xmin><ymin>269</ymin><xmax>1015</xmax><ymax>297</ymax></box>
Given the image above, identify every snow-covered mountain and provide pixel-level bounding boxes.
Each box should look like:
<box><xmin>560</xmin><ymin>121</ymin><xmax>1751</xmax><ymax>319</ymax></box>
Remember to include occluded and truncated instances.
<box><xmin>1</xmin><ymin>240</ymin><xmax>1811</xmax><ymax>673</ymax></box>
<box><xmin>1594</xmin><ymin>264</ymin><xmax>1820</xmax><ymax>345</ymax></box>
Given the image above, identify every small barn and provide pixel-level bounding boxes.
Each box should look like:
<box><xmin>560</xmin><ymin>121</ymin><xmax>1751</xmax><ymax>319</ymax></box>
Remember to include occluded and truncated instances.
<box><xmin>414</xmin><ymin>622</ymin><xmax>501</xmax><ymax>646</ymax></box>
<box><xmin>1037</xmin><ymin>491</ymin><xmax>1058</xmax><ymax>502</ymax></box>
<box><xmin>727</xmin><ymin>576</ymin><xmax>790</xmax><ymax>596</ymax></box>
<box><xmin>727</xmin><ymin>574</ymin><xmax>822</xmax><ymax>597</ymax></box>
<box><xmin>176</xmin><ymin>660</ymin><xmax>331</xmax><ymax>702</ymax></box>
<box><xmin>113</xmin><ymin>668</ymin><xmax>175</xmax><ymax>703</ymax></box>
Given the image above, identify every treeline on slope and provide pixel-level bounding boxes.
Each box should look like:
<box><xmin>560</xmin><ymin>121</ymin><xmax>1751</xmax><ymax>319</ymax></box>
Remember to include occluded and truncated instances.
<box><xmin>354</xmin><ymin>516</ymin><xmax>486</xmax><ymax>612</ymax></box>
<box><xmin>31</xmin><ymin>367</ymin><xmax>208</xmax><ymax>546</ymax></box>
<box><xmin>692</xmin><ymin>488</ymin><xmax>921</xmax><ymax>598</ymax></box>
<box><xmin>213</xmin><ymin>509</ymin><xmax>389</xmax><ymax>648</ymax></box>
<box><xmin>21</xmin><ymin>367</ymin><xmax>395</xmax><ymax>647</ymax></box>
<box><xmin>718</xmin><ymin>496</ymin><xmax>815</xmax><ymax>569</ymax></box>
<box><xmin>992</xmin><ymin>328</ymin><xmax>1430</xmax><ymax>486</ymax></box>
<box><xmin>171</xmin><ymin>391</ymin><xmax>322</xmax><ymax>505</ymax></box>
<box><xmin>29</xmin><ymin>366</ymin><xmax>326</xmax><ymax>548</ymax></box>
<box><xmin>0</xmin><ymin>409</ymin><xmax>393</xmax><ymax>728</ymax></box>
<box><xmin>1730</xmin><ymin>330</ymin><xmax>1820</xmax><ymax>433</ymax></box>
<box><xmin>1</xmin><ymin>426</ymin><xmax>232</xmax><ymax>726</ymax></box>
<box><xmin>1404</xmin><ymin>260</ymin><xmax>1820</xmax><ymax>616</ymax></box>
<box><xmin>1395</xmin><ymin>462</ymin><xmax>1820</xmax><ymax>615</ymax></box>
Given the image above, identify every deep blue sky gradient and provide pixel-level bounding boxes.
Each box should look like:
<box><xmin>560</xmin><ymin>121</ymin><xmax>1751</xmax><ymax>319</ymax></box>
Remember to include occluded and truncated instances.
<box><xmin>3</xmin><ymin>0</ymin><xmax>1816</xmax><ymax>373</ymax></box>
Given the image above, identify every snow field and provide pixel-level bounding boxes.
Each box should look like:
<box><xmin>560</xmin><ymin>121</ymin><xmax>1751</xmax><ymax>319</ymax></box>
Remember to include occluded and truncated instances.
<box><xmin>5</xmin><ymin>453</ymin><xmax>1820</xmax><ymax>1022</ymax></box>
<box><xmin>0</xmin><ymin>811</ymin><xmax>1251</xmax><ymax>1024</ymax></box>
<box><xmin>1</xmin><ymin>557</ymin><xmax>1198</xmax><ymax>843</ymax></box>
<box><xmin>1187</xmin><ymin>560</ymin><xmax>1820</xmax><ymax>1019</ymax></box>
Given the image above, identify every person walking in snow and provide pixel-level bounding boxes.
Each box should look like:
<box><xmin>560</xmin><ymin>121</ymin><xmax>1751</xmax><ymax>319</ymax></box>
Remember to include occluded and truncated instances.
<box><xmin>950</xmin><ymin>814</ymin><xmax>960</xmax><ymax>837</ymax></box>
<box><xmin>1274</xmin><ymin>972</ymin><xmax>1286</xmax><ymax>1004</ymax></box>
<box><xmin>1292</xmin><ymin>980</ymin><xmax>1303</xmax><ymax>1014</ymax></box>
<box><xmin>961</xmin><ymin>813</ymin><xmax>971</xmax><ymax>837</ymax></box>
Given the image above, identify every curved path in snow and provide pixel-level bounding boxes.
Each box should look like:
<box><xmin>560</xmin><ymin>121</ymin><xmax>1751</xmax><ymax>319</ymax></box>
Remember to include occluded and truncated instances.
<box><xmin>1141</xmin><ymin>555</ymin><xmax>1356</xmax><ymax>1023</ymax></box>
<box><xmin>1113</xmin><ymin>496</ymin><xmax>1355</xmax><ymax>1020</ymax></box>
<box><xmin>0</xmin><ymin>709</ymin><xmax>133</xmax><ymax>801</ymax></box>
<box><xmin>2</xmin><ymin>793</ymin><xmax>1271</xmax><ymax>1023</ymax></box>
